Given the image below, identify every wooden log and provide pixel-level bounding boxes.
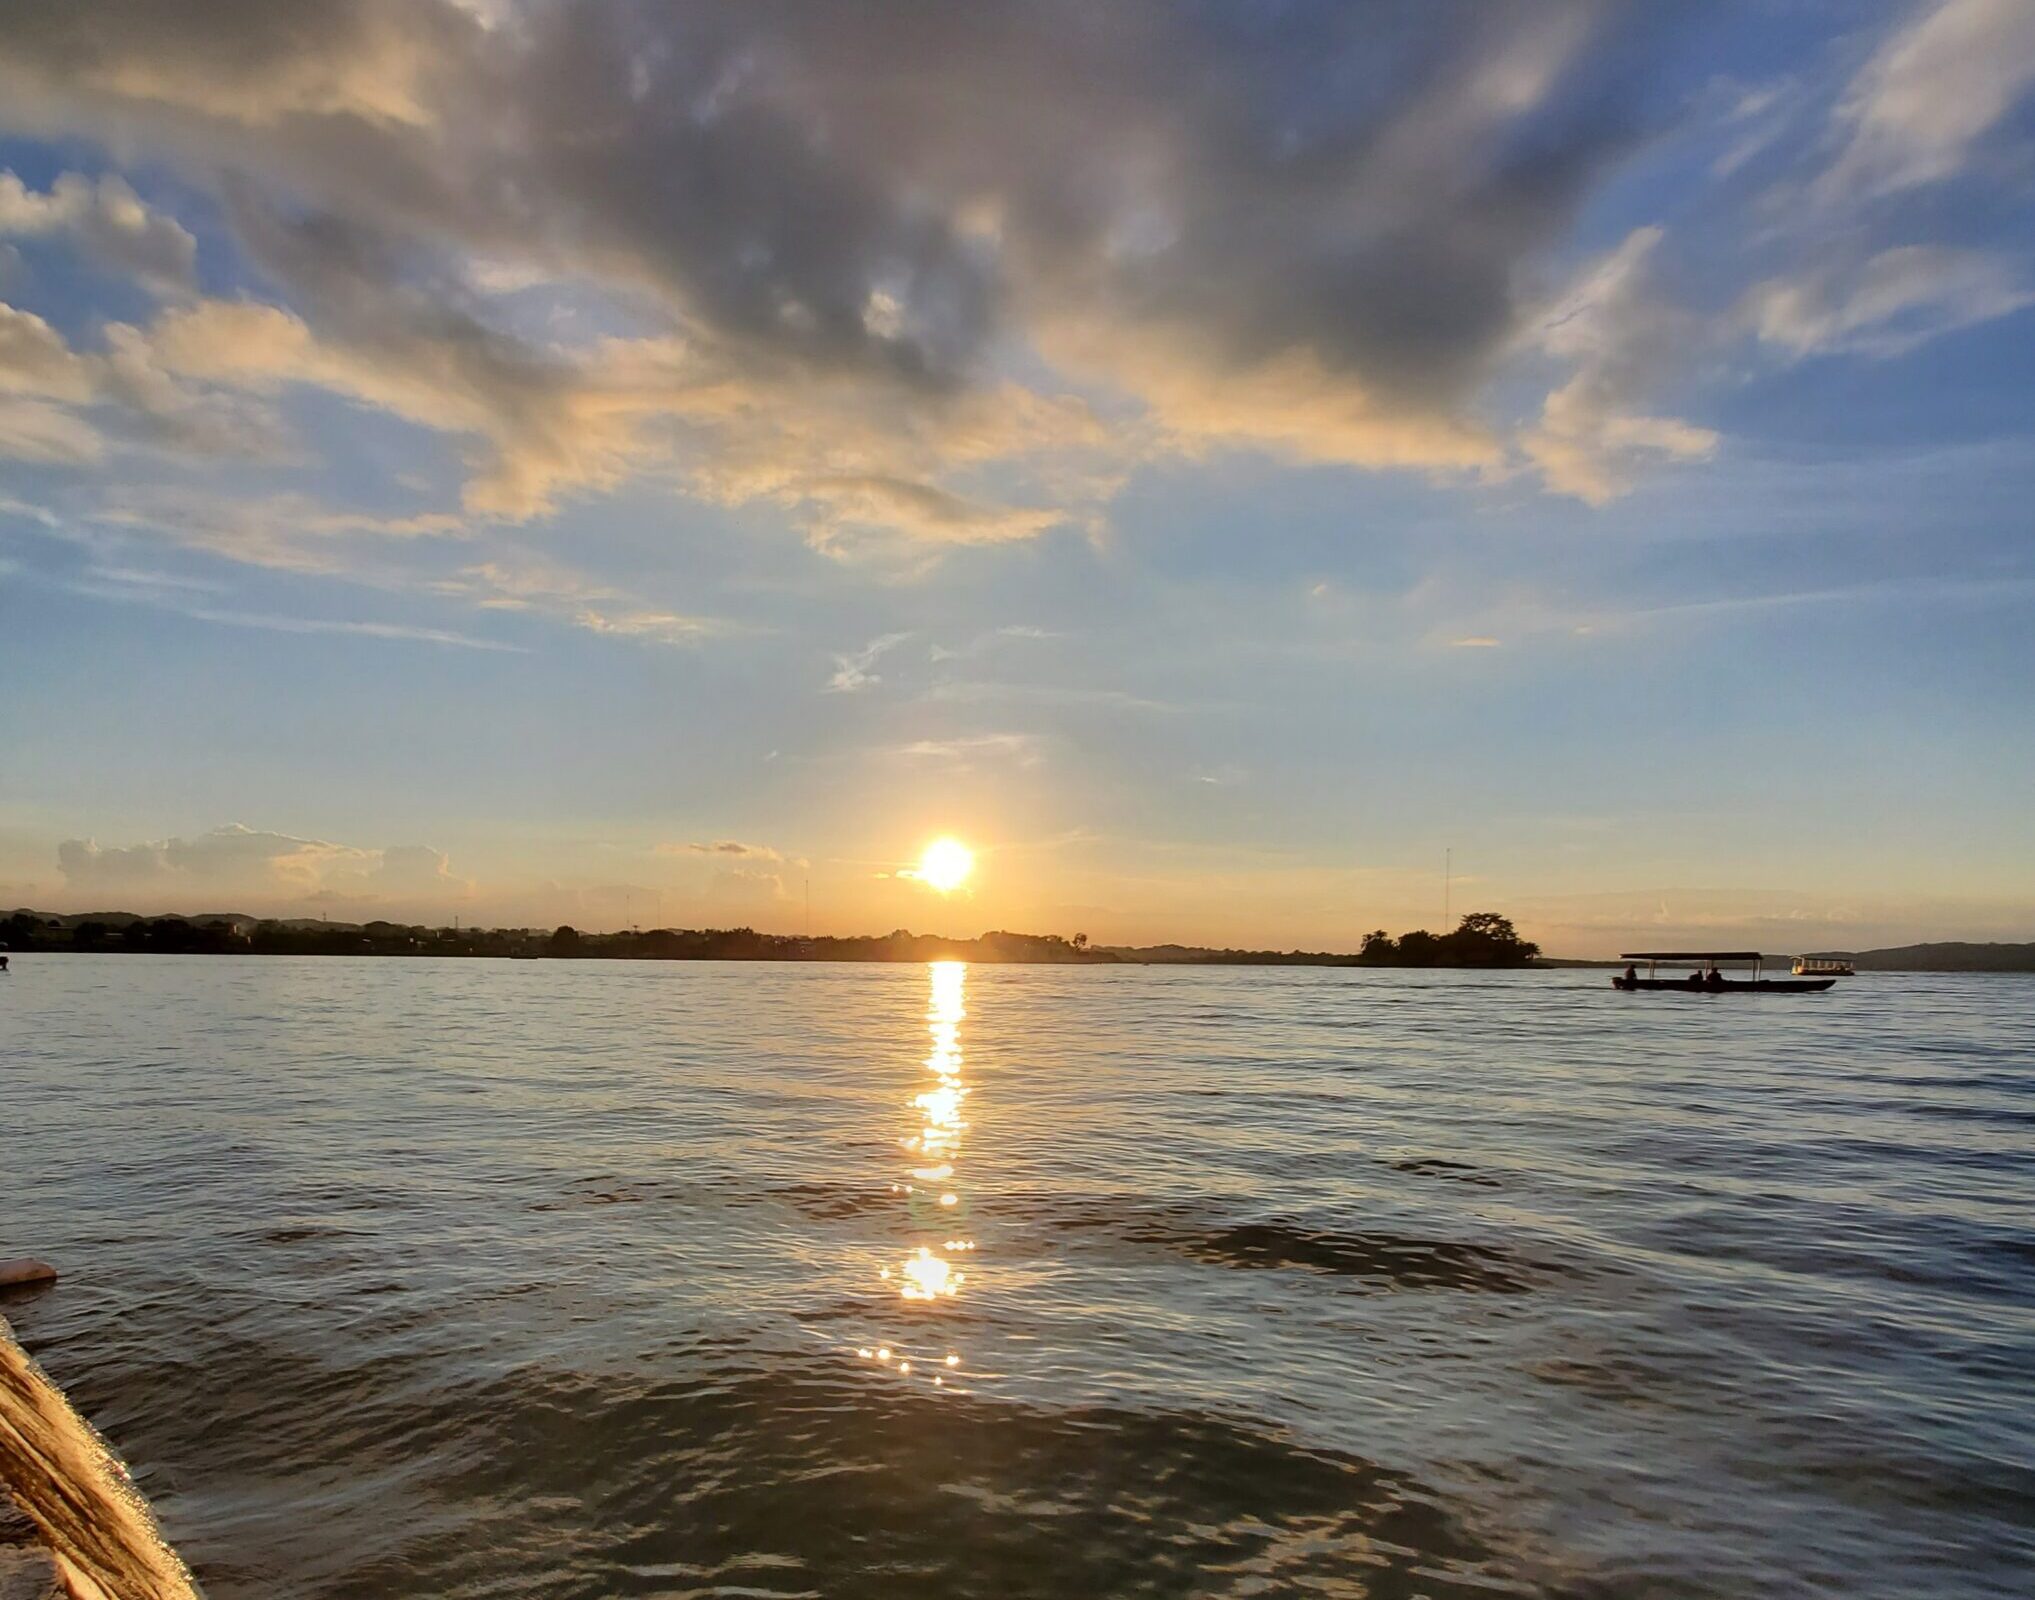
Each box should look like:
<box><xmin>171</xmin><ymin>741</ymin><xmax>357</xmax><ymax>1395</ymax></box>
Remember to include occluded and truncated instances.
<box><xmin>2</xmin><ymin>1493</ymin><xmax>67</xmax><ymax>1600</ymax></box>
<box><xmin>0</xmin><ymin>1318</ymin><xmax>202</xmax><ymax>1599</ymax></box>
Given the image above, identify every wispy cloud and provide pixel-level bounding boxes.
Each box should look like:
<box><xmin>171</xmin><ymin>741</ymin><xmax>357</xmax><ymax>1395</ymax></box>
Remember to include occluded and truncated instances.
<box><xmin>658</xmin><ymin>840</ymin><xmax>783</xmax><ymax>861</ymax></box>
<box><xmin>928</xmin><ymin>624</ymin><xmax>1060</xmax><ymax>663</ymax></box>
<box><xmin>0</xmin><ymin>494</ymin><xmax>60</xmax><ymax>528</ymax></box>
<box><xmin>57</xmin><ymin>568</ymin><xmax>521</xmax><ymax>651</ymax></box>
<box><xmin>1448</xmin><ymin>573</ymin><xmax>2035</xmax><ymax>648</ymax></box>
<box><xmin>571</xmin><ymin>607</ymin><xmax>729</xmax><ymax>646</ymax></box>
<box><xmin>827</xmin><ymin>632</ymin><xmax>911</xmax><ymax>693</ymax></box>
<box><xmin>149</xmin><ymin>604</ymin><xmax>521</xmax><ymax>651</ymax></box>
<box><xmin>1816</xmin><ymin>0</ymin><xmax>2035</xmax><ymax>203</ymax></box>
<box><xmin>924</xmin><ymin>679</ymin><xmax>1184</xmax><ymax>715</ymax></box>
<box><xmin>1745</xmin><ymin>247</ymin><xmax>2033</xmax><ymax>357</ymax></box>
<box><xmin>892</xmin><ymin>732</ymin><xmax>1043</xmax><ymax>767</ymax></box>
<box><xmin>82</xmin><ymin>564</ymin><xmax>228</xmax><ymax>595</ymax></box>
<box><xmin>1519</xmin><ymin>227</ymin><xmax>1719</xmax><ymax>505</ymax></box>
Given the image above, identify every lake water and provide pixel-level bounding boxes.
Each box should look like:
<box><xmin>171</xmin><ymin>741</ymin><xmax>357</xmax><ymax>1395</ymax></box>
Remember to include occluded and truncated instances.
<box><xmin>3</xmin><ymin>955</ymin><xmax>2032</xmax><ymax>1598</ymax></box>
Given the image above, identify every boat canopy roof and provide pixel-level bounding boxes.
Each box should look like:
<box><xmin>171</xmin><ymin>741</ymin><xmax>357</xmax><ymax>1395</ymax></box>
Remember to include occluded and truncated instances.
<box><xmin>1619</xmin><ymin>951</ymin><xmax>1762</xmax><ymax>961</ymax></box>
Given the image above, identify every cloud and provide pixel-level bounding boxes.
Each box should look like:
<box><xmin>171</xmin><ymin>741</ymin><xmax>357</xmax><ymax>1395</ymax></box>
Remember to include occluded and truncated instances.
<box><xmin>1817</xmin><ymin>0</ymin><xmax>2035</xmax><ymax>202</ymax></box>
<box><xmin>570</xmin><ymin>606</ymin><xmax>726</xmax><ymax>645</ymax></box>
<box><xmin>0</xmin><ymin>296</ymin><xmax>286</xmax><ymax>462</ymax></box>
<box><xmin>0</xmin><ymin>302</ymin><xmax>94</xmax><ymax>401</ymax></box>
<box><xmin>924</xmin><ymin>679</ymin><xmax>1182</xmax><ymax>715</ymax></box>
<box><xmin>143</xmin><ymin>296</ymin><xmax>631</xmax><ymax>519</ymax></box>
<box><xmin>56</xmin><ymin>823</ymin><xmax>473</xmax><ymax>905</ymax></box>
<box><xmin>1040</xmin><ymin>319</ymin><xmax>1500</xmax><ymax>478</ymax></box>
<box><xmin>0</xmin><ymin>396</ymin><xmax>103</xmax><ymax>464</ymax></box>
<box><xmin>660</xmin><ymin>840</ymin><xmax>783</xmax><ymax>861</ymax></box>
<box><xmin>827</xmin><ymin>632</ymin><xmax>911</xmax><ymax>693</ymax></box>
<box><xmin>152</xmin><ymin>607</ymin><xmax>515</xmax><ymax>649</ymax></box>
<box><xmin>0</xmin><ymin>0</ymin><xmax>1722</xmax><ymax>530</ymax></box>
<box><xmin>0</xmin><ymin>0</ymin><xmax>460</xmax><ymax>129</ymax></box>
<box><xmin>363</xmin><ymin>845</ymin><xmax>469</xmax><ymax>899</ymax></box>
<box><xmin>795</xmin><ymin>476</ymin><xmax>1064</xmax><ymax>550</ymax></box>
<box><xmin>80</xmin><ymin>487</ymin><xmax>466</xmax><ymax>575</ymax></box>
<box><xmin>0</xmin><ymin>493</ymin><xmax>60</xmax><ymax>527</ymax></box>
<box><xmin>1519</xmin><ymin>227</ymin><xmax>1720</xmax><ymax>504</ymax></box>
<box><xmin>9</xmin><ymin>1</ymin><xmax>2024</xmax><ymax>540</ymax></box>
<box><xmin>79</xmin><ymin>593</ymin><xmax>517</xmax><ymax>650</ymax></box>
<box><xmin>1745</xmin><ymin>246</ymin><xmax>2033</xmax><ymax>357</ymax></box>
<box><xmin>430</xmin><ymin>556</ymin><xmax>733</xmax><ymax>644</ymax></box>
<box><xmin>892</xmin><ymin>733</ymin><xmax>1043</xmax><ymax>768</ymax></box>
<box><xmin>47</xmin><ymin>486</ymin><xmax>731</xmax><ymax>652</ymax></box>
<box><xmin>0</xmin><ymin>170</ymin><xmax>197</xmax><ymax>291</ymax></box>
<box><xmin>700</xmin><ymin>865</ymin><xmax>790</xmax><ymax>907</ymax></box>
<box><xmin>1434</xmin><ymin>572</ymin><xmax>2035</xmax><ymax>650</ymax></box>
<box><xmin>928</xmin><ymin>624</ymin><xmax>1057</xmax><ymax>664</ymax></box>
<box><xmin>44</xmin><ymin>555</ymin><xmax>519</xmax><ymax>649</ymax></box>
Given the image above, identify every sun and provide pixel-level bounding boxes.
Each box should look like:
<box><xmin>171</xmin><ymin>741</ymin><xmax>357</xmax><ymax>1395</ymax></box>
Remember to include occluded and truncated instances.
<box><xmin>915</xmin><ymin>837</ymin><xmax>975</xmax><ymax>893</ymax></box>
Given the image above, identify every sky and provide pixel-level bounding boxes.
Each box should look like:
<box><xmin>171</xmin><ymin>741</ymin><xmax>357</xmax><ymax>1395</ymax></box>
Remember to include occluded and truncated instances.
<box><xmin>2</xmin><ymin>0</ymin><xmax>2033</xmax><ymax>957</ymax></box>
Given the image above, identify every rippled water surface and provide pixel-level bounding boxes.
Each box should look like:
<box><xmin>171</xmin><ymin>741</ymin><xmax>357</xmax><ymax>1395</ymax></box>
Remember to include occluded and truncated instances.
<box><xmin>4</xmin><ymin>955</ymin><xmax>2032</xmax><ymax>1598</ymax></box>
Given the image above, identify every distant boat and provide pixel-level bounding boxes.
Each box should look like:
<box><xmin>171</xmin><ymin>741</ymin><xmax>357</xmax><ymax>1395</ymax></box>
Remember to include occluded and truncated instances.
<box><xmin>1612</xmin><ymin>951</ymin><xmax>1835</xmax><ymax>994</ymax></box>
<box><xmin>1792</xmin><ymin>956</ymin><xmax>1855</xmax><ymax>978</ymax></box>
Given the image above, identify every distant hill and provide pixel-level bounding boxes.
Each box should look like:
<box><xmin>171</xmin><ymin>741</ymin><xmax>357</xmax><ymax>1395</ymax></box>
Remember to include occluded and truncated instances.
<box><xmin>1809</xmin><ymin>942</ymin><xmax>2035</xmax><ymax>973</ymax></box>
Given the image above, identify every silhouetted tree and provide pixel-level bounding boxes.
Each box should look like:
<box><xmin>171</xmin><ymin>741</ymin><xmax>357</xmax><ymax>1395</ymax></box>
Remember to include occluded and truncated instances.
<box><xmin>1395</xmin><ymin>929</ymin><xmax>1441</xmax><ymax>966</ymax></box>
<box><xmin>548</xmin><ymin>924</ymin><xmax>581</xmax><ymax>956</ymax></box>
<box><xmin>1436</xmin><ymin>911</ymin><xmax>1539</xmax><ymax>966</ymax></box>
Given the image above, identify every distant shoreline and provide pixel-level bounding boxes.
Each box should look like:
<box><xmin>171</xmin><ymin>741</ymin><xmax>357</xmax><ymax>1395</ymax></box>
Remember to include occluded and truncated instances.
<box><xmin>6</xmin><ymin>909</ymin><xmax>2032</xmax><ymax>971</ymax></box>
<box><xmin>3</xmin><ymin>908</ymin><xmax>1542</xmax><ymax>969</ymax></box>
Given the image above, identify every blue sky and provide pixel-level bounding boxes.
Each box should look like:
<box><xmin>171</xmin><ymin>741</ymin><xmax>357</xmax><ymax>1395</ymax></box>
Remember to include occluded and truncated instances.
<box><xmin>2</xmin><ymin>0</ymin><xmax>2033</xmax><ymax>955</ymax></box>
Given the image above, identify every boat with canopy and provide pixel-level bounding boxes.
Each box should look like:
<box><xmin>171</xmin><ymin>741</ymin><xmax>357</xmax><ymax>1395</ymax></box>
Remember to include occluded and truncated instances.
<box><xmin>1612</xmin><ymin>952</ymin><xmax>1835</xmax><ymax>994</ymax></box>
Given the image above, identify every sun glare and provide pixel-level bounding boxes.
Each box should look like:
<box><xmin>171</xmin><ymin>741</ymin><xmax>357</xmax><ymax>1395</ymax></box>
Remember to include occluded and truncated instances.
<box><xmin>915</xmin><ymin>837</ymin><xmax>975</xmax><ymax>893</ymax></box>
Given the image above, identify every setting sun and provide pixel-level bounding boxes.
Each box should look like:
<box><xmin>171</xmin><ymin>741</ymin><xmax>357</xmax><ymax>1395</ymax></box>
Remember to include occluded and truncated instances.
<box><xmin>915</xmin><ymin>837</ymin><xmax>975</xmax><ymax>894</ymax></box>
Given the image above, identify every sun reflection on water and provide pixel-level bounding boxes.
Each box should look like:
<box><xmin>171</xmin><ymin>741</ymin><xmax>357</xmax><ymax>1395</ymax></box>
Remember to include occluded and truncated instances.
<box><xmin>864</xmin><ymin>960</ymin><xmax>973</xmax><ymax>1383</ymax></box>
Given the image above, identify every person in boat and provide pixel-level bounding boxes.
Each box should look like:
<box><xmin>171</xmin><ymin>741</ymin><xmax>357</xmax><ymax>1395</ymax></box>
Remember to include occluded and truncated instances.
<box><xmin>1705</xmin><ymin>965</ymin><xmax>1727</xmax><ymax>987</ymax></box>
<box><xmin>1685</xmin><ymin>967</ymin><xmax>1704</xmax><ymax>988</ymax></box>
<box><xmin>1623</xmin><ymin>964</ymin><xmax>1638</xmax><ymax>985</ymax></box>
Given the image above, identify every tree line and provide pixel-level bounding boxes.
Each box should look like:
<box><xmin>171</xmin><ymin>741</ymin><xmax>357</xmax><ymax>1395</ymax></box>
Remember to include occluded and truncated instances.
<box><xmin>3</xmin><ymin>910</ymin><xmax>1539</xmax><ymax>966</ymax></box>
<box><xmin>0</xmin><ymin>912</ymin><xmax>1113</xmax><ymax>964</ymax></box>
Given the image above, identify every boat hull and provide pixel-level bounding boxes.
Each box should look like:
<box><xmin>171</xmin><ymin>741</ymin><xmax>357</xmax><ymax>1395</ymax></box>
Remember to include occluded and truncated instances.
<box><xmin>1612</xmin><ymin>977</ymin><xmax>1835</xmax><ymax>994</ymax></box>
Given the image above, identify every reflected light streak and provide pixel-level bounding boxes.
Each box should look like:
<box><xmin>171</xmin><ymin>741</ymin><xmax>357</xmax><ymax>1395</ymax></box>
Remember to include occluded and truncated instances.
<box><xmin>866</xmin><ymin>962</ymin><xmax>978</xmax><ymax>1385</ymax></box>
<box><xmin>893</xmin><ymin>963</ymin><xmax>971</xmax><ymax>1308</ymax></box>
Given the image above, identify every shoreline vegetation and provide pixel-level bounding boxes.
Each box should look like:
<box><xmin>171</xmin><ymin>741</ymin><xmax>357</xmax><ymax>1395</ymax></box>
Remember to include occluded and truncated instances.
<box><xmin>3</xmin><ymin>908</ymin><xmax>1540</xmax><ymax>967</ymax></box>
<box><xmin>6</xmin><ymin>910</ymin><xmax>2030</xmax><ymax>971</ymax></box>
